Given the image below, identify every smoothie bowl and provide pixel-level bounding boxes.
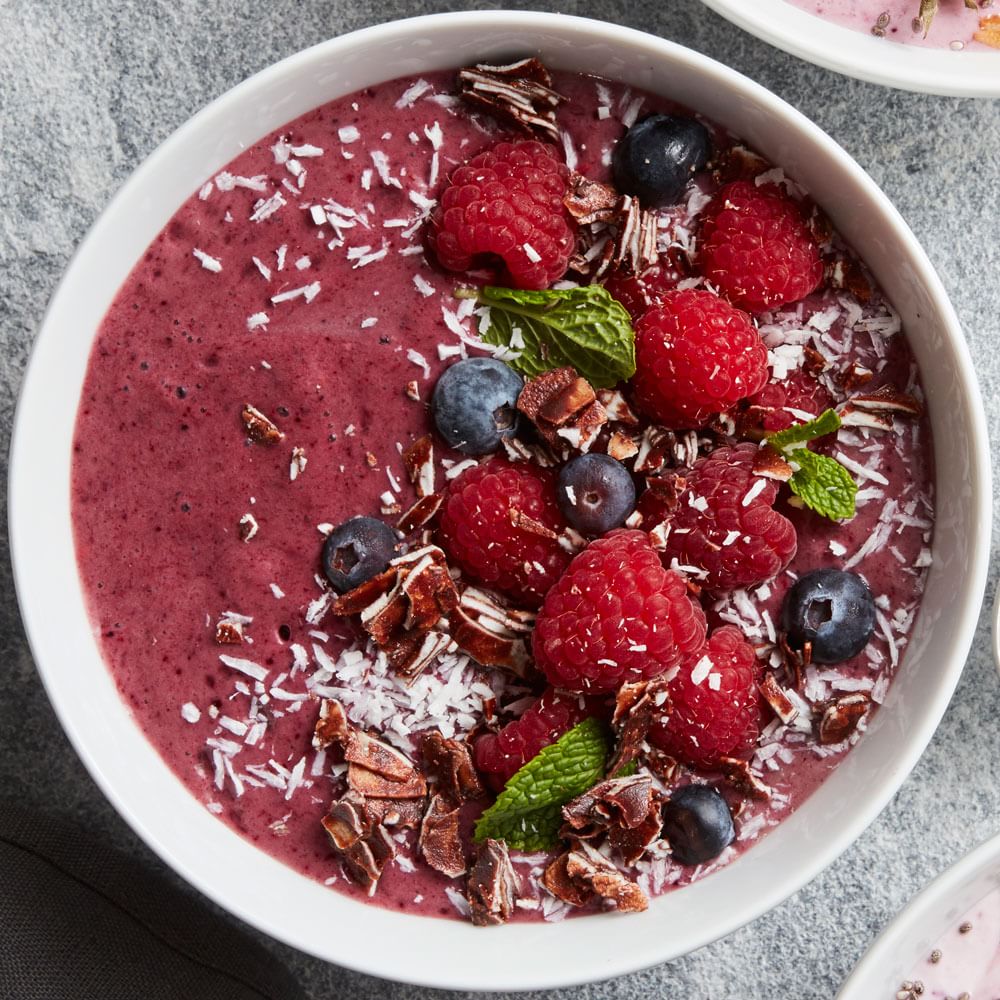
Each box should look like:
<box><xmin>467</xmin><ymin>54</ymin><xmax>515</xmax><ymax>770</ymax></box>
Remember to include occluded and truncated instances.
<box><xmin>839</xmin><ymin>833</ymin><xmax>1000</xmax><ymax>998</ymax></box>
<box><xmin>699</xmin><ymin>0</ymin><xmax>1000</xmax><ymax>96</ymax></box>
<box><xmin>9</xmin><ymin>11</ymin><xmax>990</xmax><ymax>991</ymax></box>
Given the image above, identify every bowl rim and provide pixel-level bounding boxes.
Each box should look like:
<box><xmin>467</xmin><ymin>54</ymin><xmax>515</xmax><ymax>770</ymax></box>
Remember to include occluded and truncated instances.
<box><xmin>699</xmin><ymin>0</ymin><xmax>1000</xmax><ymax>97</ymax></box>
<box><xmin>8</xmin><ymin>9</ymin><xmax>992</xmax><ymax>991</ymax></box>
<box><xmin>838</xmin><ymin>831</ymin><xmax>1000</xmax><ymax>997</ymax></box>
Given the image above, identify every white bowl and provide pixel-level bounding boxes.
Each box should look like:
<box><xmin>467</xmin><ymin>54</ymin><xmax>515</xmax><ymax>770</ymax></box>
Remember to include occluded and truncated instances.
<box><xmin>839</xmin><ymin>833</ymin><xmax>1000</xmax><ymax>997</ymax></box>
<box><xmin>700</xmin><ymin>0</ymin><xmax>1000</xmax><ymax>97</ymax></box>
<box><xmin>8</xmin><ymin>10</ymin><xmax>991</xmax><ymax>992</ymax></box>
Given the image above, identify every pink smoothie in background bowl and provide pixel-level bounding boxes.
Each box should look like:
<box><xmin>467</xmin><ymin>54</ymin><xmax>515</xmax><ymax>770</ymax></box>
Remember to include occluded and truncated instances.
<box><xmin>840</xmin><ymin>834</ymin><xmax>1000</xmax><ymax>999</ymax></box>
<box><xmin>72</xmin><ymin>56</ymin><xmax>934</xmax><ymax>923</ymax></box>
<box><xmin>784</xmin><ymin>0</ymin><xmax>1000</xmax><ymax>51</ymax></box>
<box><xmin>10</xmin><ymin>12</ymin><xmax>990</xmax><ymax>989</ymax></box>
<box><xmin>898</xmin><ymin>888</ymin><xmax>1000</xmax><ymax>998</ymax></box>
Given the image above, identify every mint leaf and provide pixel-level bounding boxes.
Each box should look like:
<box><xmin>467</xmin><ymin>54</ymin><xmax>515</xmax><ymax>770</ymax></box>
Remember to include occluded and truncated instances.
<box><xmin>473</xmin><ymin>717</ymin><xmax>609</xmax><ymax>851</ymax></box>
<box><xmin>766</xmin><ymin>408</ymin><xmax>841</xmax><ymax>451</ymax></box>
<box><xmin>787</xmin><ymin>448</ymin><xmax>857</xmax><ymax>521</ymax></box>
<box><xmin>765</xmin><ymin>408</ymin><xmax>856</xmax><ymax>521</ymax></box>
<box><xmin>473</xmin><ymin>285</ymin><xmax>635</xmax><ymax>390</ymax></box>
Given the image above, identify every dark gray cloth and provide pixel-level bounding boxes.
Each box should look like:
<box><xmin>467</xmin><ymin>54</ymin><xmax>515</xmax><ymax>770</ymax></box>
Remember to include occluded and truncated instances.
<box><xmin>0</xmin><ymin>800</ymin><xmax>307</xmax><ymax>1000</ymax></box>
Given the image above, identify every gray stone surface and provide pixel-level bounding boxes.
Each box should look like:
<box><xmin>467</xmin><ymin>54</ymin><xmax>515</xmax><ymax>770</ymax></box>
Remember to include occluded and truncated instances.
<box><xmin>1</xmin><ymin>0</ymin><xmax>998</xmax><ymax>996</ymax></box>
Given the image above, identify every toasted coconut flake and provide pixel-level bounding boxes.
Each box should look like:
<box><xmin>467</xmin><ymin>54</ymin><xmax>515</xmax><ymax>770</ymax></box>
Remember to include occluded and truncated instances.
<box><xmin>460</xmin><ymin>587</ymin><xmax>536</xmax><ymax>633</ymax></box>
<box><xmin>501</xmin><ymin>434</ymin><xmax>560</xmax><ymax>468</ymax></box>
<box><xmin>825</xmin><ymin>254</ymin><xmax>873</xmax><ymax>302</ymax></box>
<box><xmin>561</xmin><ymin>774</ymin><xmax>662</xmax><ymax>866</ymax></box>
<box><xmin>396</xmin><ymin>493</ymin><xmax>443</xmax><ymax>534</ymax></box>
<box><xmin>779</xmin><ymin>633</ymin><xmax>811</xmax><ymax>690</ymax></box>
<box><xmin>601</xmin><ymin>195</ymin><xmax>658</xmax><ymax>280</ymax></box>
<box><xmin>847</xmin><ymin>384</ymin><xmax>924</xmax><ymax>418</ymax></box>
<box><xmin>753</xmin><ymin>445</ymin><xmax>794</xmax><ymax>482</ymax></box>
<box><xmin>759</xmin><ymin>672</ymin><xmax>799</xmax><ymax>725</ymax></box>
<box><xmin>713</xmin><ymin>144</ymin><xmax>770</xmax><ymax>184</ymax></box>
<box><xmin>313</xmin><ymin>697</ymin><xmax>351</xmax><ymax>751</ymax></box>
<box><xmin>541</xmin><ymin>852</ymin><xmax>592</xmax><ymax>907</ymax></box>
<box><xmin>509</xmin><ymin>507</ymin><xmax>559</xmax><ymax>541</ymax></box>
<box><xmin>241</xmin><ymin>403</ymin><xmax>283</xmax><ymax>444</ymax></box>
<box><xmin>214</xmin><ymin>620</ymin><xmax>244</xmax><ymax>644</ymax></box>
<box><xmin>344</xmin><ymin>729</ymin><xmax>421</xmax><ymax>782</ymax></box>
<box><xmin>642</xmin><ymin>747</ymin><xmax>679</xmax><ymax>786</ymax></box>
<box><xmin>385</xmin><ymin>628</ymin><xmax>453</xmax><ymax>681</ymax></box>
<box><xmin>457</xmin><ymin>59</ymin><xmax>566</xmax><ymax>141</ymax></box>
<box><xmin>422</xmin><ymin>732</ymin><xmax>484</xmax><ymax>803</ymax></box>
<box><xmin>719</xmin><ymin>756</ymin><xmax>773</xmax><ymax>801</ymax></box>
<box><xmin>817</xmin><ymin>692</ymin><xmax>871</xmax><ymax>745</ymax></box>
<box><xmin>837</xmin><ymin>403</ymin><xmax>894</xmax><ymax>432</ymax></box>
<box><xmin>320</xmin><ymin>739</ymin><xmax>424</xmax><ymax>886</ymax></box>
<box><xmin>401</xmin><ymin>552</ymin><xmax>460</xmax><ymax>630</ymax></box>
<box><xmin>538</xmin><ymin>377</ymin><xmax>598</xmax><ymax>427</ymax></box>
<box><xmin>334</xmin><ymin>546</ymin><xmax>459</xmax><ymax>671</ymax></box>
<box><xmin>364</xmin><ymin>797</ymin><xmax>424</xmax><ymax>829</ymax></box>
<box><xmin>343</xmin><ymin>823</ymin><xmax>396</xmax><ymax>896</ymax></box>
<box><xmin>467</xmin><ymin>839</ymin><xmax>520</xmax><ymax>926</ymax></box>
<box><xmin>839</xmin><ymin>362</ymin><xmax>875</xmax><ymax>392</ymax></box>
<box><xmin>563</xmin><ymin>173</ymin><xmax>619</xmax><ymax>225</ymax></box>
<box><xmin>419</xmin><ymin>794</ymin><xmax>467</xmax><ymax>878</ymax></box>
<box><xmin>450</xmin><ymin>605</ymin><xmax>532</xmax><ymax>676</ymax></box>
<box><xmin>403</xmin><ymin>435</ymin><xmax>435</xmax><ymax>497</ymax></box>
<box><xmin>609</xmin><ymin>678</ymin><xmax>670</xmax><ymax>776</ymax></box>
<box><xmin>517</xmin><ymin>368</ymin><xmax>607</xmax><ymax>453</ymax></box>
<box><xmin>450</xmin><ymin>589</ymin><xmax>534</xmax><ymax>676</ymax></box>
<box><xmin>643</xmin><ymin>472</ymin><xmax>686</xmax><ymax>514</ymax></box>
<box><xmin>331</xmin><ymin>566</ymin><xmax>397</xmax><ymax>616</ymax></box>
<box><xmin>802</xmin><ymin>344</ymin><xmax>830</xmax><ymax>376</ymax></box>
<box><xmin>321</xmin><ymin>792</ymin><xmax>368</xmax><ymax>851</ymax></box>
<box><xmin>634</xmin><ymin>426</ymin><xmax>694</xmax><ymax>474</ymax></box>
<box><xmin>562</xmin><ymin>841</ymin><xmax>648</xmax><ymax>912</ymax></box>
<box><xmin>597</xmin><ymin>388</ymin><xmax>640</xmax><ymax>426</ymax></box>
<box><xmin>607</xmin><ymin>429</ymin><xmax>639</xmax><ymax>462</ymax></box>
<box><xmin>347</xmin><ymin>761</ymin><xmax>427</xmax><ymax>799</ymax></box>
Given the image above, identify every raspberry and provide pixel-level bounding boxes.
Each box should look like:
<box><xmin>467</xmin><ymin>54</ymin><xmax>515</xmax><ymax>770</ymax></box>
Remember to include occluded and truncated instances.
<box><xmin>630</xmin><ymin>289</ymin><xmax>768</xmax><ymax>429</ymax></box>
<box><xmin>605</xmin><ymin>255</ymin><xmax>685</xmax><ymax>322</ymax></box>
<box><xmin>436</xmin><ymin>456</ymin><xmax>569</xmax><ymax>607</ymax></box>
<box><xmin>747</xmin><ymin>370</ymin><xmax>833</xmax><ymax>433</ymax></box>
<box><xmin>473</xmin><ymin>687</ymin><xmax>601</xmax><ymax>790</ymax></box>
<box><xmin>649</xmin><ymin>626</ymin><xmax>761</xmax><ymax>770</ymax></box>
<box><xmin>428</xmin><ymin>140</ymin><xmax>575</xmax><ymax>290</ymax></box>
<box><xmin>532</xmin><ymin>529</ymin><xmax>707</xmax><ymax>694</ymax></box>
<box><xmin>641</xmin><ymin>442</ymin><xmax>797</xmax><ymax>592</ymax></box>
<box><xmin>699</xmin><ymin>181</ymin><xmax>823</xmax><ymax>313</ymax></box>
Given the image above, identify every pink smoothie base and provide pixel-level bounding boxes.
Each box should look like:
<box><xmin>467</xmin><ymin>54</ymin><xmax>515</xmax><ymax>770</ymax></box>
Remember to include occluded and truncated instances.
<box><xmin>71</xmin><ymin>68</ymin><xmax>934</xmax><ymax>921</ymax></box>
<box><xmin>901</xmin><ymin>887</ymin><xmax>1000</xmax><ymax>996</ymax></box>
<box><xmin>783</xmin><ymin>0</ymin><xmax>997</xmax><ymax>49</ymax></box>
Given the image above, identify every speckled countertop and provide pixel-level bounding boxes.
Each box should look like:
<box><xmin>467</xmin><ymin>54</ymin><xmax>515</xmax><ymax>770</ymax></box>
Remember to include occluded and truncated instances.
<box><xmin>2</xmin><ymin>1</ymin><xmax>999</xmax><ymax>996</ymax></box>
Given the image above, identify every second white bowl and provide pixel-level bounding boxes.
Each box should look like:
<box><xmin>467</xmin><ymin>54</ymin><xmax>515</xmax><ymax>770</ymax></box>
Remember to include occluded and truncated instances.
<box><xmin>699</xmin><ymin>0</ymin><xmax>1000</xmax><ymax>97</ymax></box>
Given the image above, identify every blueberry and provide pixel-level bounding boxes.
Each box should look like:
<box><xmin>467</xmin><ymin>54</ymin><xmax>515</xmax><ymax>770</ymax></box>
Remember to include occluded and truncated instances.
<box><xmin>612</xmin><ymin>114</ymin><xmax>712</xmax><ymax>208</ymax></box>
<box><xmin>662</xmin><ymin>784</ymin><xmax>735</xmax><ymax>865</ymax></box>
<box><xmin>431</xmin><ymin>358</ymin><xmax>524</xmax><ymax>455</ymax></box>
<box><xmin>556</xmin><ymin>454</ymin><xmax>636</xmax><ymax>536</ymax></box>
<box><xmin>781</xmin><ymin>568</ymin><xmax>876</xmax><ymax>664</ymax></box>
<box><xmin>322</xmin><ymin>516</ymin><xmax>397</xmax><ymax>594</ymax></box>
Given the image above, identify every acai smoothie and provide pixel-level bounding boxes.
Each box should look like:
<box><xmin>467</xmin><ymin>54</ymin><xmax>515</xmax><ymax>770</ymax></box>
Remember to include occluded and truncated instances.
<box><xmin>72</xmin><ymin>59</ymin><xmax>935</xmax><ymax>924</ymax></box>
